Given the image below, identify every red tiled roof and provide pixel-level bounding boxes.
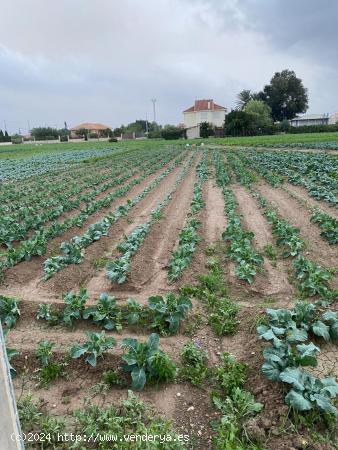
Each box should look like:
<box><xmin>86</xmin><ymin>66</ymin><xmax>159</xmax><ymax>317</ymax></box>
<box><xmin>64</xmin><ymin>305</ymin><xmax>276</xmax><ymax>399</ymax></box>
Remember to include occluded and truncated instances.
<box><xmin>70</xmin><ymin>122</ymin><xmax>111</xmax><ymax>131</ymax></box>
<box><xmin>183</xmin><ymin>99</ymin><xmax>226</xmax><ymax>113</ymax></box>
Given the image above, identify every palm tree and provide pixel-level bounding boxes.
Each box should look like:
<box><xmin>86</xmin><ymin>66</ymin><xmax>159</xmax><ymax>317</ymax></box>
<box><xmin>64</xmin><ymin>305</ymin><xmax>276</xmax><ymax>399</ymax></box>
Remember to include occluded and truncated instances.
<box><xmin>236</xmin><ymin>89</ymin><xmax>253</xmax><ymax>110</ymax></box>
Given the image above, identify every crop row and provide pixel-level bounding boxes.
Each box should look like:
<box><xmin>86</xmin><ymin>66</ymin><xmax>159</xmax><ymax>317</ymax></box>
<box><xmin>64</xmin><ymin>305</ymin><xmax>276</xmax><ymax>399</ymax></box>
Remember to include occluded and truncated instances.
<box><xmin>258</xmin><ymin>300</ymin><xmax>338</xmax><ymax>416</ymax></box>
<box><xmin>1</xmin><ymin>290</ymin><xmax>190</xmax><ymax>391</ymax></box>
<box><xmin>167</xmin><ymin>152</ymin><xmax>208</xmax><ymax>281</ymax></box>
<box><xmin>106</xmin><ymin>154</ymin><xmax>196</xmax><ymax>284</ymax></box>
<box><xmin>235</xmin><ymin>148</ymin><xmax>338</xmax><ymax>206</ymax></box>
<box><xmin>44</xmin><ymin>153</ymin><xmax>194</xmax><ymax>279</ymax></box>
<box><xmin>214</xmin><ymin>152</ymin><xmax>263</xmax><ymax>284</ymax></box>
<box><xmin>252</xmin><ymin>191</ymin><xmax>337</xmax><ymax>302</ymax></box>
<box><xmin>254</xmin><ymin>141</ymin><xmax>338</xmax><ymax>151</ymax></box>
<box><xmin>1</xmin><ymin>146</ymin><xmax>172</xmax><ymax>211</ymax></box>
<box><xmin>310</xmin><ymin>209</ymin><xmax>338</xmax><ymax>245</ymax></box>
<box><xmin>0</xmin><ymin>151</ymin><xmax>187</xmax><ymax>279</ymax></box>
<box><xmin>0</xmin><ymin>148</ymin><xmax>181</xmax><ymax>246</ymax></box>
<box><xmin>229</xmin><ymin>150</ymin><xmax>338</xmax><ymax>246</ymax></box>
<box><xmin>0</xmin><ymin>146</ymin><xmax>122</xmax><ymax>181</ymax></box>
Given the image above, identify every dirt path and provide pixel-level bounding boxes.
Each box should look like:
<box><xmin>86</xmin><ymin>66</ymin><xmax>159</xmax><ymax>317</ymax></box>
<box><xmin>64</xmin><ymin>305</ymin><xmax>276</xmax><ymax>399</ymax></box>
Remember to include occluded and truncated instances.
<box><xmin>232</xmin><ymin>185</ymin><xmax>293</xmax><ymax>300</ymax></box>
<box><xmin>204</xmin><ymin>179</ymin><xmax>227</xmax><ymax>243</ymax></box>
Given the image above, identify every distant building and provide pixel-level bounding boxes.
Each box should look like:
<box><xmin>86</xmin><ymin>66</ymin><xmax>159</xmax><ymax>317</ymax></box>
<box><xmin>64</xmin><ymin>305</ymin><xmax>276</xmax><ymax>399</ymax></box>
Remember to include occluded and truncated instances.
<box><xmin>290</xmin><ymin>113</ymin><xmax>338</xmax><ymax>127</ymax></box>
<box><xmin>329</xmin><ymin>112</ymin><xmax>338</xmax><ymax>124</ymax></box>
<box><xmin>183</xmin><ymin>99</ymin><xmax>227</xmax><ymax>138</ymax></box>
<box><xmin>69</xmin><ymin>122</ymin><xmax>112</xmax><ymax>138</ymax></box>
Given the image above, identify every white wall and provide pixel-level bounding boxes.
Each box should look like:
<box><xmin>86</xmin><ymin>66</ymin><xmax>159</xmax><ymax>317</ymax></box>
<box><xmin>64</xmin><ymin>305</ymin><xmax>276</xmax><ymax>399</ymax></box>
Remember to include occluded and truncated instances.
<box><xmin>186</xmin><ymin>125</ymin><xmax>200</xmax><ymax>139</ymax></box>
<box><xmin>183</xmin><ymin>110</ymin><xmax>226</xmax><ymax>128</ymax></box>
<box><xmin>329</xmin><ymin>112</ymin><xmax>338</xmax><ymax>124</ymax></box>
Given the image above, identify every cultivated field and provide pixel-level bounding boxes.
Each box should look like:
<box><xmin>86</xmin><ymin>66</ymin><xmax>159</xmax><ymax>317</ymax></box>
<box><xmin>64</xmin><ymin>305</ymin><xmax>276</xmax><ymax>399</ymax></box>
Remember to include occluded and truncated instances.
<box><xmin>0</xmin><ymin>140</ymin><xmax>337</xmax><ymax>449</ymax></box>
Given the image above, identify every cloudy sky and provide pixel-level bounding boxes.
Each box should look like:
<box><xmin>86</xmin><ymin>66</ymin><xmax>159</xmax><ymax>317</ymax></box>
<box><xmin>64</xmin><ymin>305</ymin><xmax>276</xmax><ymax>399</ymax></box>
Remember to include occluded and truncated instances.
<box><xmin>0</xmin><ymin>0</ymin><xmax>337</xmax><ymax>133</ymax></box>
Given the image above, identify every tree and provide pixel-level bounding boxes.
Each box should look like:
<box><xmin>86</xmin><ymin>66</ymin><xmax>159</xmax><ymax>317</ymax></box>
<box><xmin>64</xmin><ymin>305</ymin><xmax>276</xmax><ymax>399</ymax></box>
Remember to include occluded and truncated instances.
<box><xmin>200</xmin><ymin>122</ymin><xmax>214</xmax><ymax>138</ymax></box>
<box><xmin>244</xmin><ymin>100</ymin><xmax>273</xmax><ymax>133</ymax></box>
<box><xmin>236</xmin><ymin>89</ymin><xmax>254</xmax><ymax>110</ymax></box>
<box><xmin>101</xmin><ymin>128</ymin><xmax>113</xmax><ymax>138</ymax></box>
<box><xmin>224</xmin><ymin>110</ymin><xmax>256</xmax><ymax>136</ymax></box>
<box><xmin>113</xmin><ymin>127</ymin><xmax>124</xmax><ymax>137</ymax></box>
<box><xmin>161</xmin><ymin>125</ymin><xmax>183</xmax><ymax>140</ymax></box>
<box><xmin>259</xmin><ymin>69</ymin><xmax>308</xmax><ymax>121</ymax></box>
<box><xmin>0</xmin><ymin>130</ymin><xmax>4</xmax><ymax>142</ymax></box>
<box><xmin>279</xmin><ymin>119</ymin><xmax>291</xmax><ymax>132</ymax></box>
<box><xmin>31</xmin><ymin>127</ymin><xmax>59</xmax><ymax>140</ymax></box>
<box><xmin>4</xmin><ymin>131</ymin><xmax>10</xmax><ymax>142</ymax></box>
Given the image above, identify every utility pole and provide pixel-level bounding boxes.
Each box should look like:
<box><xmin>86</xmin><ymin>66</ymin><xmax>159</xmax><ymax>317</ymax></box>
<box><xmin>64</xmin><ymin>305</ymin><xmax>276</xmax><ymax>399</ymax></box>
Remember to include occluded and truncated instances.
<box><xmin>3</xmin><ymin>120</ymin><xmax>7</xmax><ymax>131</ymax></box>
<box><xmin>151</xmin><ymin>98</ymin><xmax>157</xmax><ymax>123</ymax></box>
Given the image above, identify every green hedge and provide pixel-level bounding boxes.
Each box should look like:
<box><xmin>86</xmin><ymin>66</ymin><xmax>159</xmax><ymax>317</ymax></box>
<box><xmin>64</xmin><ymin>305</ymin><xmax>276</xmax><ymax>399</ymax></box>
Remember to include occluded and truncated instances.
<box><xmin>286</xmin><ymin>123</ymin><xmax>338</xmax><ymax>134</ymax></box>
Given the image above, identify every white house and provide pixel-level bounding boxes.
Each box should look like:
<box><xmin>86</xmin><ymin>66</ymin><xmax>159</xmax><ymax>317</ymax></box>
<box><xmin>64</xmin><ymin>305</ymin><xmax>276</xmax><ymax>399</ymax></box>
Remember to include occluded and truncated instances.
<box><xmin>183</xmin><ymin>99</ymin><xmax>227</xmax><ymax>138</ymax></box>
<box><xmin>290</xmin><ymin>113</ymin><xmax>338</xmax><ymax>127</ymax></box>
<box><xmin>329</xmin><ymin>112</ymin><xmax>338</xmax><ymax>124</ymax></box>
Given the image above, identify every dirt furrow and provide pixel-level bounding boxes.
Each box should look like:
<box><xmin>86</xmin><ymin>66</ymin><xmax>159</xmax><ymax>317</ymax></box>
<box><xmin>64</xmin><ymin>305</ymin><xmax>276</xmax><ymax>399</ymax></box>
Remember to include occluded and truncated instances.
<box><xmin>282</xmin><ymin>183</ymin><xmax>338</xmax><ymax>219</ymax></box>
<box><xmin>0</xmin><ymin>154</ymin><xmax>190</xmax><ymax>300</ymax></box>
<box><xmin>86</xmin><ymin>156</ymin><xmax>200</xmax><ymax>301</ymax></box>
<box><xmin>204</xmin><ymin>179</ymin><xmax>227</xmax><ymax>243</ymax></box>
<box><xmin>232</xmin><ymin>185</ymin><xmax>293</xmax><ymax>299</ymax></box>
<box><xmin>256</xmin><ymin>181</ymin><xmax>338</xmax><ymax>270</ymax></box>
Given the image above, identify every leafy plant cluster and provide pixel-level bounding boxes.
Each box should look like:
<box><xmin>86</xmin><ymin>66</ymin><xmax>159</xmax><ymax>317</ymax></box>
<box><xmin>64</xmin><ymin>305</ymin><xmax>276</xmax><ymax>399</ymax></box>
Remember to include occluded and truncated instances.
<box><xmin>258</xmin><ymin>301</ymin><xmax>338</xmax><ymax>416</ymax></box>
<box><xmin>168</xmin><ymin>218</ymin><xmax>201</xmax><ymax>281</ymax></box>
<box><xmin>226</xmin><ymin>152</ymin><xmax>257</xmax><ymax>187</ymax></box>
<box><xmin>214</xmin><ymin>152</ymin><xmax>264</xmax><ymax>284</ymax></box>
<box><xmin>179</xmin><ymin>340</ymin><xmax>208</xmax><ymax>386</ymax></box>
<box><xmin>264</xmin><ymin>209</ymin><xmax>305</xmax><ymax>257</ymax></box>
<box><xmin>37</xmin><ymin>288</ymin><xmax>86</xmax><ymax>326</ymax></box>
<box><xmin>0</xmin><ymin>295</ymin><xmax>20</xmax><ymax>328</ymax></box>
<box><xmin>147</xmin><ymin>293</ymin><xmax>192</xmax><ymax>334</ymax></box>
<box><xmin>181</xmin><ymin>252</ymin><xmax>239</xmax><ymax>336</ymax></box>
<box><xmin>70</xmin><ymin>331</ymin><xmax>116</xmax><ymax>367</ymax></box>
<box><xmin>211</xmin><ymin>352</ymin><xmax>263</xmax><ymax>449</ymax></box>
<box><xmin>0</xmin><ymin>299</ymin><xmax>20</xmax><ymax>372</ymax></box>
<box><xmin>19</xmin><ymin>391</ymin><xmax>187</xmax><ymax>449</ymax></box>
<box><xmin>222</xmin><ymin>189</ymin><xmax>263</xmax><ymax>284</ymax></box>
<box><xmin>106</xmin><ymin>223</ymin><xmax>150</xmax><ymax>283</ymax></box>
<box><xmin>37</xmin><ymin>290</ymin><xmax>192</xmax><ymax>335</ymax></box>
<box><xmin>70</xmin><ymin>331</ymin><xmax>176</xmax><ymax>391</ymax></box>
<box><xmin>121</xmin><ymin>333</ymin><xmax>176</xmax><ymax>390</ymax></box>
<box><xmin>253</xmin><ymin>191</ymin><xmax>337</xmax><ymax>302</ymax></box>
<box><xmin>35</xmin><ymin>341</ymin><xmax>66</xmax><ymax>386</ymax></box>
<box><xmin>239</xmin><ymin>149</ymin><xmax>338</xmax><ymax>207</ymax></box>
<box><xmin>233</xmin><ymin>149</ymin><xmax>285</xmax><ymax>187</ymax></box>
<box><xmin>311</xmin><ymin>209</ymin><xmax>338</xmax><ymax>245</ymax></box>
<box><xmin>293</xmin><ymin>256</ymin><xmax>334</xmax><ymax>299</ymax></box>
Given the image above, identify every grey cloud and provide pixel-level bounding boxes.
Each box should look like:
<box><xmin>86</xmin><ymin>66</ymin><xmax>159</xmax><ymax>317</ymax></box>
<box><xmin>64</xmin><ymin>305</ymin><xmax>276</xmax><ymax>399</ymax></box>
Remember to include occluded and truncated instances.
<box><xmin>0</xmin><ymin>0</ymin><xmax>337</xmax><ymax>134</ymax></box>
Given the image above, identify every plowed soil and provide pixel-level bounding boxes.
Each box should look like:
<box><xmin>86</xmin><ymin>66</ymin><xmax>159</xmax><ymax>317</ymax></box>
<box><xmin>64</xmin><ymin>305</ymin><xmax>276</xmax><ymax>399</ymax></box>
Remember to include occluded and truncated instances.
<box><xmin>3</xmin><ymin>147</ymin><xmax>337</xmax><ymax>450</ymax></box>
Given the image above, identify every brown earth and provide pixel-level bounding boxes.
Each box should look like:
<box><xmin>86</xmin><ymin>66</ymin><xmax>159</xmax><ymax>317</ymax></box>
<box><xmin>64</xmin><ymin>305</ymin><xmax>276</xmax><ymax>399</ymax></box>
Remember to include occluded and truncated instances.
<box><xmin>4</xmin><ymin>149</ymin><xmax>338</xmax><ymax>450</ymax></box>
<box><xmin>282</xmin><ymin>183</ymin><xmax>338</xmax><ymax>220</ymax></box>
<box><xmin>256</xmin><ymin>182</ymin><xmax>338</xmax><ymax>272</ymax></box>
<box><xmin>86</xmin><ymin>154</ymin><xmax>201</xmax><ymax>302</ymax></box>
<box><xmin>232</xmin><ymin>185</ymin><xmax>294</xmax><ymax>302</ymax></box>
<box><xmin>0</xmin><ymin>153</ymin><xmax>190</xmax><ymax>301</ymax></box>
